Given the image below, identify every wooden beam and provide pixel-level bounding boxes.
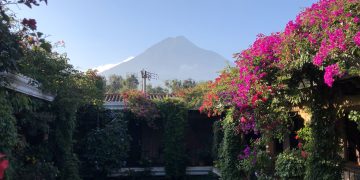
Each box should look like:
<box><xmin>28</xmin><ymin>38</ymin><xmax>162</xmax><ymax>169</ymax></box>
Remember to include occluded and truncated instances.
<box><xmin>0</xmin><ymin>72</ymin><xmax>55</xmax><ymax>102</ymax></box>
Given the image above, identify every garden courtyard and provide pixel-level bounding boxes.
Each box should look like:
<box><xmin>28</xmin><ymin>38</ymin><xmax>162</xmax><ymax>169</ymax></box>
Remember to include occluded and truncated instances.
<box><xmin>1</xmin><ymin>0</ymin><xmax>360</xmax><ymax>179</ymax></box>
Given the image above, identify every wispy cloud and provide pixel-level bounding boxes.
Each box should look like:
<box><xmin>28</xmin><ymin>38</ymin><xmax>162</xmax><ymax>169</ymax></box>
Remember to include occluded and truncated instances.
<box><xmin>94</xmin><ymin>56</ymin><xmax>134</xmax><ymax>73</ymax></box>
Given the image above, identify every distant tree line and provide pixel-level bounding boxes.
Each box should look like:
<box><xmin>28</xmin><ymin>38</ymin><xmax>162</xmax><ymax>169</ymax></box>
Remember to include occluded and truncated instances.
<box><xmin>106</xmin><ymin>74</ymin><xmax>139</xmax><ymax>93</ymax></box>
<box><xmin>105</xmin><ymin>74</ymin><xmax>198</xmax><ymax>94</ymax></box>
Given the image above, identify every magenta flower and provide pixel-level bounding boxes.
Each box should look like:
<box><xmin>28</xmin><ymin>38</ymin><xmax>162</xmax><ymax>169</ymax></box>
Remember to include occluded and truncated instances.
<box><xmin>324</xmin><ymin>64</ymin><xmax>341</xmax><ymax>87</ymax></box>
<box><xmin>238</xmin><ymin>146</ymin><xmax>251</xmax><ymax>160</ymax></box>
<box><xmin>313</xmin><ymin>29</ymin><xmax>347</xmax><ymax>66</ymax></box>
<box><xmin>354</xmin><ymin>17</ymin><xmax>360</xmax><ymax>24</ymax></box>
<box><xmin>308</xmin><ymin>34</ymin><xmax>317</xmax><ymax>45</ymax></box>
<box><xmin>354</xmin><ymin>31</ymin><xmax>360</xmax><ymax>47</ymax></box>
<box><xmin>285</xmin><ymin>20</ymin><xmax>298</xmax><ymax>35</ymax></box>
<box><xmin>328</xmin><ymin>29</ymin><xmax>346</xmax><ymax>51</ymax></box>
<box><xmin>332</xmin><ymin>8</ymin><xmax>343</xmax><ymax>16</ymax></box>
<box><xmin>313</xmin><ymin>40</ymin><xmax>329</xmax><ymax>66</ymax></box>
<box><xmin>240</xmin><ymin>117</ymin><xmax>246</xmax><ymax>123</ymax></box>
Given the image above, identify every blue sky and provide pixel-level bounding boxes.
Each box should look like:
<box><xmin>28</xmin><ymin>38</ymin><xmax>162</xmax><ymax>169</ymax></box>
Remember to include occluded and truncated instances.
<box><xmin>11</xmin><ymin>0</ymin><xmax>317</xmax><ymax>71</ymax></box>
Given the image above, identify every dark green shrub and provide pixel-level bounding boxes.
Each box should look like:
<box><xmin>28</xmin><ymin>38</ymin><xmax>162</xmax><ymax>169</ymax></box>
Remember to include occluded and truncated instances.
<box><xmin>212</xmin><ymin>120</ymin><xmax>223</xmax><ymax>161</ymax></box>
<box><xmin>218</xmin><ymin>109</ymin><xmax>243</xmax><ymax>180</ymax></box>
<box><xmin>15</xmin><ymin>161</ymin><xmax>59</xmax><ymax>180</ymax></box>
<box><xmin>349</xmin><ymin>110</ymin><xmax>360</xmax><ymax>131</ymax></box>
<box><xmin>305</xmin><ymin>96</ymin><xmax>342</xmax><ymax>180</ymax></box>
<box><xmin>156</xmin><ymin>98</ymin><xmax>187</xmax><ymax>179</ymax></box>
<box><xmin>275</xmin><ymin>150</ymin><xmax>305</xmax><ymax>179</ymax></box>
<box><xmin>83</xmin><ymin>112</ymin><xmax>130</xmax><ymax>179</ymax></box>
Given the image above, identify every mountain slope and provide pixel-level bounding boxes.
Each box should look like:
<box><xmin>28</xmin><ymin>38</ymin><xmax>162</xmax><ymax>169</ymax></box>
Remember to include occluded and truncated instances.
<box><xmin>100</xmin><ymin>36</ymin><xmax>229</xmax><ymax>85</ymax></box>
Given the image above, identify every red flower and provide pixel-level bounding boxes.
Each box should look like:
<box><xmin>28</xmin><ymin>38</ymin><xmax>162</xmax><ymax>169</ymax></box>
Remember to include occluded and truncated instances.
<box><xmin>301</xmin><ymin>151</ymin><xmax>308</xmax><ymax>158</ymax></box>
<box><xmin>21</xmin><ymin>18</ymin><xmax>37</xmax><ymax>30</ymax></box>
<box><xmin>295</xmin><ymin>135</ymin><xmax>299</xmax><ymax>140</ymax></box>
<box><xmin>0</xmin><ymin>159</ymin><xmax>9</xmax><ymax>179</ymax></box>
<box><xmin>298</xmin><ymin>142</ymin><xmax>303</xmax><ymax>149</ymax></box>
<box><xmin>240</xmin><ymin>117</ymin><xmax>247</xmax><ymax>123</ymax></box>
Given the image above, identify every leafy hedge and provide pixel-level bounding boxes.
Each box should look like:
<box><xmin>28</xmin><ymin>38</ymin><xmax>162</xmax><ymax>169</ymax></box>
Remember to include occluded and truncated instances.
<box><xmin>156</xmin><ymin>98</ymin><xmax>188</xmax><ymax>179</ymax></box>
<box><xmin>275</xmin><ymin>150</ymin><xmax>305</xmax><ymax>179</ymax></box>
<box><xmin>212</xmin><ymin>120</ymin><xmax>223</xmax><ymax>161</ymax></box>
<box><xmin>83</xmin><ymin>111</ymin><xmax>130</xmax><ymax>178</ymax></box>
<box><xmin>218</xmin><ymin>109</ymin><xmax>243</xmax><ymax>180</ymax></box>
<box><xmin>0</xmin><ymin>2</ymin><xmax>106</xmax><ymax>179</ymax></box>
<box><xmin>0</xmin><ymin>90</ymin><xmax>18</xmax><ymax>179</ymax></box>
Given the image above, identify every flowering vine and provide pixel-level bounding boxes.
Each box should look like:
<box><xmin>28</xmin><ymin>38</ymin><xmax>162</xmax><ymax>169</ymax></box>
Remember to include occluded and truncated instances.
<box><xmin>122</xmin><ymin>90</ymin><xmax>160</xmax><ymax>128</ymax></box>
<box><xmin>201</xmin><ymin>0</ymin><xmax>360</xmax><ymax>178</ymax></box>
<box><xmin>202</xmin><ymin>0</ymin><xmax>360</xmax><ymax>134</ymax></box>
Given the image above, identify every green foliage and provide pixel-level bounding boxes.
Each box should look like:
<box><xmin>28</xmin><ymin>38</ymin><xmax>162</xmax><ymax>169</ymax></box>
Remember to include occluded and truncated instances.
<box><xmin>348</xmin><ymin>110</ymin><xmax>360</xmax><ymax>131</ymax></box>
<box><xmin>0</xmin><ymin>90</ymin><xmax>17</xmax><ymax>153</ymax></box>
<box><xmin>52</xmin><ymin>96</ymin><xmax>81</xmax><ymax>180</ymax></box>
<box><xmin>165</xmin><ymin>78</ymin><xmax>197</xmax><ymax>93</ymax></box>
<box><xmin>0</xmin><ymin>2</ymin><xmax>106</xmax><ymax>179</ymax></box>
<box><xmin>275</xmin><ymin>150</ymin><xmax>305</xmax><ymax>180</ymax></box>
<box><xmin>123</xmin><ymin>90</ymin><xmax>160</xmax><ymax>127</ymax></box>
<box><xmin>218</xmin><ymin>109</ymin><xmax>243</xmax><ymax>180</ymax></box>
<box><xmin>105</xmin><ymin>74</ymin><xmax>139</xmax><ymax>93</ymax></box>
<box><xmin>0</xmin><ymin>13</ymin><xmax>22</xmax><ymax>73</ymax></box>
<box><xmin>200</xmin><ymin>1</ymin><xmax>360</xmax><ymax>179</ymax></box>
<box><xmin>20</xmin><ymin>49</ymin><xmax>105</xmax><ymax>180</ymax></box>
<box><xmin>123</xmin><ymin>74</ymin><xmax>139</xmax><ymax>91</ymax></box>
<box><xmin>50</xmin><ymin>70</ymin><xmax>104</xmax><ymax>179</ymax></box>
<box><xmin>106</xmin><ymin>74</ymin><xmax>124</xmax><ymax>93</ymax></box>
<box><xmin>0</xmin><ymin>90</ymin><xmax>17</xmax><ymax>179</ymax></box>
<box><xmin>254</xmin><ymin>96</ymin><xmax>291</xmax><ymax>141</ymax></box>
<box><xmin>176</xmin><ymin>82</ymin><xmax>209</xmax><ymax>109</ymax></box>
<box><xmin>251</xmin><ymin>150</ymin><xmax>273</xmax><ymax>180</ymax></box>
<box><xmin>146</xmin><ymin>84</ymin><xmax>169</xmax><ymax>94</ymax></box>
<box><xmin>83</xmin><ymin>112</ymin><xmax>130</xmax><ymax>179</ymax></box>
<box><xmin>212</xmin><ymin>120</ymin><xmax>223</xmax><ymax>161</ymax></box>
<box><xmin>199</xmin><ymin>66</ymin><xmax>239</xmax><ymax>116</ymax></box>
<box><xmin>305</xmin><ymin>93</ymin><xmax>342</xmax><ymax>180</ymax></box>
<box><xmin>4</xmin><ymin>91</ymin><xmax>59</xmax><ymax>180</ymax></box>
<box><xmin>105</xmin><ymin>74</ymin><xmax>140</xmax><ymax>93</ymax></box>
<box><xmin>156</xmin><ymin>98</ymin><xmax>187</xmax><ymax>179</ymax></box>
<box><xmin>297</xmin><ymin>125</ymin><xmax>313</xmax><ymax>153</ymax></box>
<box><xmin>238</xmin><ymin>140</ymin><xmax>274</xmax><ymax>180</ymax></box>
<box><xmin>14</xmin><ymin>161</ymin><xmax>59</xmax><ymax>180</ymax></box>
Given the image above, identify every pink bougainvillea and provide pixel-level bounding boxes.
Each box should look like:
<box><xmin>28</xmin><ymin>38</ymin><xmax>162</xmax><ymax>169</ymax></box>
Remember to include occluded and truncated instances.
<box><xmin>328</xmin><ymin>29</ymin><xmax>347</xmax><ymax>51</ymax></box>
<box><xmin>354</xmin><ymin>31</ymin><xmax>360</xmax><ymax>47</ymax></box>
<box><xmin>236</xmin><ymin>114</ymin><xmax>257</xmax><ymax>134</ymax></box>
<box><xmin>313</xmin><ymin>29</ymin><xmax>347</xmax><ymax>66</ymax></box>
<box><xmin>284</xmin><ymin>20</ymin><xmax>299</xmax><ymax>36</ymax></box>
<box><xmin>324</xmin><ymin>64</ymin><xmax>341</xmax><ymax>87</ymax></box>
<box><xmin>201</xmin><ymin>0</ymin><xmax>359</xmax><ymax>136</ymax></box>
<box><xmin>313</xmin><ymin>40</ymin><xmax>330</xmax><ymax>66</ymax></box>
<box><xmin>122</xmin><ymin>90</ymin><xmax>160</xmax><ymax>128</ymax></box>
<box><xmin>233</xmin><ymin>33</ymin><xmax>281</xmax><ymax>110</ymax></box>
<box><xmin>354</xmin><ymin>17</ymin><xmax>360</xmax><ymax>23</ymax></box>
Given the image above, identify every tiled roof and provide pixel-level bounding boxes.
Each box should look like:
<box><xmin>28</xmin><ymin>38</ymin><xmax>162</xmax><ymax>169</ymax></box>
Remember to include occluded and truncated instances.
<box><xmin>104</xmin><ymin>93</ymin><xmax>124</xmax><ymax>102</ymax></box>
<box><xmin>146</xmin><ymin>93</ymin><xmax>176</xmax><ymax>100</ymax></box>
<box><xmin>104</xmin><ymin>93</ymin><xmax>176</xmax><ymax>102</ymax></box>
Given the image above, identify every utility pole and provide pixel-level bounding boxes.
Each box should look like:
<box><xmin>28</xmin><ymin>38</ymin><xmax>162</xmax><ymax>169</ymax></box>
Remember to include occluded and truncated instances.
<box><xmin>140</xmin><ymin>69</ymin><xmax>158</xmax><ymax>94</ymax></box>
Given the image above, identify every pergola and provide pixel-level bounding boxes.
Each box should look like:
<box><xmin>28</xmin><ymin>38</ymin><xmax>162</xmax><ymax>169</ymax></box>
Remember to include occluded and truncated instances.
<box><xmin>0</xmin><ymin>72</ymin><xmax>55</xmax><ymax>102</ymax></box>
